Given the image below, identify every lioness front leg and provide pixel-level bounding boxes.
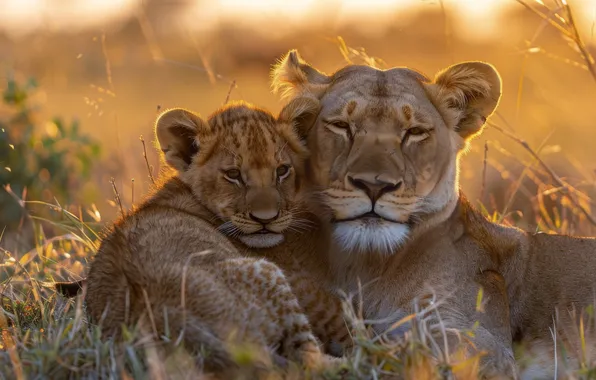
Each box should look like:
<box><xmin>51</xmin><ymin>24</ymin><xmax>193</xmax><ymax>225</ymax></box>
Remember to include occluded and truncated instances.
<box><xmin>434</xmin><ymin>271</ymin><xmax>519</xmax><ymax>379</ymax></box>
<box><xmin>370</xmin><ymin>270</ymin><xmax>518</xmax><ymax>379</ymax></box>
<box><xmin>472</xmin><ymin>269</ymin><xmax>519</xmax><ymax>379</ymax></box>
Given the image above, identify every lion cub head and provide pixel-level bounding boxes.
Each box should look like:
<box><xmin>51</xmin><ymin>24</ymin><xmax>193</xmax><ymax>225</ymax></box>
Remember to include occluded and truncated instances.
<box><xmin>271</xmin><ymin>51</ymin><xmax>502</xmax><ymax>255</ymax></box>
<box><xmin>155</xmin><ymin>99</ymin><xmax>319</xmax><ymax>248</ymax></box>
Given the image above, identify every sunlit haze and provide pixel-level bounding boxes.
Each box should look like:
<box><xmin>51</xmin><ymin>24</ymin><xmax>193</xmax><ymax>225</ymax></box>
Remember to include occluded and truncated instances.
<box><xmin>1</xmin><ymin>0</ymin><xmax>593</xmax><ymax>41</ymax></box>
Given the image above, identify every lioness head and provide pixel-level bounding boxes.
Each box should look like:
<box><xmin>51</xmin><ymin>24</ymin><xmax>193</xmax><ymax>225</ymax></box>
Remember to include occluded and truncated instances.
<box><xmin>271</xmin><ymin>51</ymin><xmax>501</xmax><ymax>254</ymax></box>
<box><xmin>155</xmin><ymin>99</ymin><xmax>319</xmax><ymax>248</ymax></box>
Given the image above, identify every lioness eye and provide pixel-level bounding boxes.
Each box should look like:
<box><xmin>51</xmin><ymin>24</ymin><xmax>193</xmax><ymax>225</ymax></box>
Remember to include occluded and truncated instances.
<box><xmin>332</xmin><ymin>121</ymin><xmax>351</xmax><ymax>130</ymax></box>
<box><xmin>224</xmin><ymin>169</ymin><xmax>241</xmax><ymax>181</ymax></box>
<box><xmin>276</xmin><ymin>165</ymin><xmax>291</xmax><ymax>180</ymax></box>
<box><xmin>325</xmin><ymin>120</ymin><xmax>353</xmax><ymax>140</ymax></box>
<box><xmin>408</xmin><ymin>127</ymin><xmax>426</xmax><ymax>136</ymax></box>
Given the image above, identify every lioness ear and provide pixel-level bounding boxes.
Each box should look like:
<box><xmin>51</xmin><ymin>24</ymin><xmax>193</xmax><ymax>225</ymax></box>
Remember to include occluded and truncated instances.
<box><xmin>271</xmin><ymin>50</ymin><xmax>332</xmax><ymax>100</ymax></box>
<box><xmin>277</xmin><ymin>97</ymin><xmax>321</xmax><ymax>154</ymax></box>
<box><xmin>155</xmin><ymin>108</ymin><xmax>210</xmax><ymax>171</ymax></box>
<box><xmin>429</xmin><ymin>61</ymin><xmax>501</xmax><ymax>141</ymax></box>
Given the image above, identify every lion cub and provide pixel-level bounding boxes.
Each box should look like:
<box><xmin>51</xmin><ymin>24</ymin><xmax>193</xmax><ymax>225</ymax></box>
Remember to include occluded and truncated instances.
<box><xmin>84</xmin><ymin>99</ymin><xmax>341</xmax><ymax>373</ymax></box>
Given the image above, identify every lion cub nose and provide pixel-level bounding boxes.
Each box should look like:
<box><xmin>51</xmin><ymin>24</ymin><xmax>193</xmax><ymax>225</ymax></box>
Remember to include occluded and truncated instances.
<box><xmin>249</xmin><ymin>210</ymin><xmax>279</xmax><ymax>225</ymax></box>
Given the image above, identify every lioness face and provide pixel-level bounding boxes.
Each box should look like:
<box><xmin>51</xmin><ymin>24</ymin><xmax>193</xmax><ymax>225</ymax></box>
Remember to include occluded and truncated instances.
<box><xmin>155</xmin><ymin>99</ymin><xmax>319</xmax><ymax>248</ymax></box>
<box><xmin>272</xmin><ymin>51</ymin><xmax>501</xmax><ymax>254</ymax></box>
<box><xmin>311</xmin><ymin>75</ymin><xmax>452</xmax><ymax>253</ymax></box>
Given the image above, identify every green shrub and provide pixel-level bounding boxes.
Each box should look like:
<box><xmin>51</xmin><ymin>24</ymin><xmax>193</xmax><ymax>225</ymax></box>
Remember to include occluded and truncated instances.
<box><xmin>0</xmin><ymin>76</ymin><xmax>101</xmax><ymax>250</ymax></box>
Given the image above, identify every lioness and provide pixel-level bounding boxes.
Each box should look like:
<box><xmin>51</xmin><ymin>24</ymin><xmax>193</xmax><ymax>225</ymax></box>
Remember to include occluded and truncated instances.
<box><xmin>270</xmin><ymin>50</ymin><xmax>596</xmax><ymax>378</ymax></box>
<box><xmin>83</xmin><ymin>100</ymin><xmax>346</xmax><ymax>374</ymax></box>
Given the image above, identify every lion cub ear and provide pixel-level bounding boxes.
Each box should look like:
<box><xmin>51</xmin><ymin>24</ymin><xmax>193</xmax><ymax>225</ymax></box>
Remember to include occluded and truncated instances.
<box><xmin>155</xmin><ymin>108</ymin><xmax>210</xmax><ymax>171</ymax></box>
<box><xmin>429</xmin><ymin>61</ymin><xmax>502</xmax><ymax>141</ymax></box>
<box><xmin>277</xmin><ymin>96</ymin><xmax>321</xmax><ymax>154</ymax></box>
<box><xmin>271</xmin><ymin>50</ymin><xmax>332</xmax><ymax>100</ymax></box>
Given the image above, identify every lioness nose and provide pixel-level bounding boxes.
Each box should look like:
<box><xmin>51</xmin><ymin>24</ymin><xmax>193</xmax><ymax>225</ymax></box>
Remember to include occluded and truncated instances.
<box><xmin>348</xmin><ymin>174</ymin><xmax>402</xmax><ymax>203</ymax></box>
<box><xmin>249</xmin><ymin>210</ymin><xmax>279</xmax><ymax>225</ymax></box>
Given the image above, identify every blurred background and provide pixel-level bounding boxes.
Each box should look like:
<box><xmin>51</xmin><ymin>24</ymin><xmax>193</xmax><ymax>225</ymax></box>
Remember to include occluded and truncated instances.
<box><xmin>1</xmin><ymin>0</ymin><xmax>596</xmax><ymax>255</ymax></box>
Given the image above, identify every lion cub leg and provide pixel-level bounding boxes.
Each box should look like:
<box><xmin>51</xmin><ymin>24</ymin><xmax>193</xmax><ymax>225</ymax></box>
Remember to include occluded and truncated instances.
<box><xmin>216</xmin><ymin>258</ymin><xmax>338</xmax><ymax>370</ymax></box>
<box><xmin>286</xmin><ymin>272</ymin><xmax>353</xmax><ymax>356</ymax></box>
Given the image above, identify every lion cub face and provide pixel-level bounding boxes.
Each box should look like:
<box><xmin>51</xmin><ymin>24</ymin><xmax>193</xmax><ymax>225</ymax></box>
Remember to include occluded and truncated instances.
<box><xmin>155</xmin><ymin>99</ymin><xmax>319</xmax><ymax>248</ymax></box>
<box><xmin>272</xmin><ymin>51</ymin><xmax>502</xmax><ymax>254</ymax></box>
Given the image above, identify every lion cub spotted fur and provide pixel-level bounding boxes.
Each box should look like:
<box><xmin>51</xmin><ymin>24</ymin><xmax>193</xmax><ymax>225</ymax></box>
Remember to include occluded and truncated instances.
<box><xmin>84</xmin><ymin>100</ymin><xmax>344</xmax><ymax>374</ymax></box>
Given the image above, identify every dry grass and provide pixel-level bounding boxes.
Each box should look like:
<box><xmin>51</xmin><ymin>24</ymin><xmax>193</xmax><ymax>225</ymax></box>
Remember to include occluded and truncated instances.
<box><xmin>0</xmin><ymin>215</ymin><xmax>488</xmax><ymax>379</ymax></box>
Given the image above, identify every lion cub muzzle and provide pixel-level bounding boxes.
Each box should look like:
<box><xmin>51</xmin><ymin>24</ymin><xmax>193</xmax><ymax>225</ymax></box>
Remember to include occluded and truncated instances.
<box><xmin>234</xmin><ymin>187</ymin><xmax>291</xmax><ymax>249</ymax></box>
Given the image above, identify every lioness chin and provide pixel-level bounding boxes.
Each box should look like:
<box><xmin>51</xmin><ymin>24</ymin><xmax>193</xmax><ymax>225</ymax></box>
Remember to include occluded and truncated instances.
<box><xmin>82</xmin><ymin>100</ymin><xmax>347</xmax><ymax>375</ymax></box>
<box><xmin>271</xmin><ymin>50</ymin><xmax>596</xmax><ymax>379</ymax></box>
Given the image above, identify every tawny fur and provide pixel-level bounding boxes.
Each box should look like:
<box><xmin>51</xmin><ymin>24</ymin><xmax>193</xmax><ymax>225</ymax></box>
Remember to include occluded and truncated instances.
<box><xmin>270</xmin><ymin>50</ymin><xmax>596</xmax><ymax>379</ymax></box>
<box><xmin>83</xmin><ymin>101</ymin><xmax>347</xmax><ymax>375</ymax></box>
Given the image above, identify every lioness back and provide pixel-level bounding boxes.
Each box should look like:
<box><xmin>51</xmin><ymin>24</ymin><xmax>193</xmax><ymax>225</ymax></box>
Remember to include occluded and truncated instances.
<box><xmin>85</xmin><ymin>101</ymin><xmax>337</xmax><ymax>374</ymax></box>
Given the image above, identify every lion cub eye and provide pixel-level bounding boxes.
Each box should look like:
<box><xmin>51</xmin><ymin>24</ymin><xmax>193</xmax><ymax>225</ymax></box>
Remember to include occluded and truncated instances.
<box><xmin>276</xmin><ymin>165</ymin><xmax>291</xmax><ymax>181</ymax></box>
<box><xmin>223</xmin><ymin>168</ymin><xmax>242</xmax><ymax>184</ymax></box>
